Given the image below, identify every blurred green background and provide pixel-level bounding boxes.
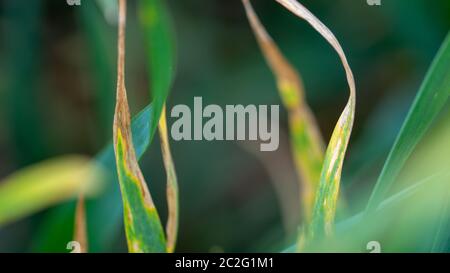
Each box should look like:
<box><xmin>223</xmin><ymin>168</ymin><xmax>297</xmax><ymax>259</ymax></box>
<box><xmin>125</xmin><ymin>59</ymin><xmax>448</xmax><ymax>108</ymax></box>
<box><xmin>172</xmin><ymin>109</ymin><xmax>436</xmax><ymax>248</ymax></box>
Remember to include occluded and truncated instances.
<box><xmin>0</xmin><ymin>0</ymin><xmax>449</xmax><ymax>252</ymax></box>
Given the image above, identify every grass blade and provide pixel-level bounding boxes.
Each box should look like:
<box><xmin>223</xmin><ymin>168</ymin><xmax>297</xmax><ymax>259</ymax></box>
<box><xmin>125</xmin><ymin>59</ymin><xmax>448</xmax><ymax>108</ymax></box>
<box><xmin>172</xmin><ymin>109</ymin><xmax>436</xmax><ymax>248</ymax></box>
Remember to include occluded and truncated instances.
<box><xmin>90</xmin><ymin>104</ymin><xmax>156</xmax><ymax>251</ymax></box>
<box><xmin>242</xmin><ymin>0</ymin><xmax>324</xmax><ymax>224</ymax></box>
<box><xmin>113</xmin><ymin>0</ymin><xmax>165</xmax><ymax>253</ymax></box>
<box><xmin>139</xmin><ymin>0</ymin><xmax>176</xmax><ymax>140</ymax></box>
<box><xmin>366</xmin><ymin>32</ymin><xmax>450</xmax><ymax>212</ymax></box>
<box><xmin>139</xmin><ymin>0</ymin><xmax>179</xmax><ymax>252</ymax></box>
<box><xmin>158</xmin><ymin>104</ymin><xmax>179</xmax><ymax>253</ymax></box>
<box><xmin>275</xmin><ymin>0</ymin><xmax>356</xmax><ymax>240</ymax></box>
<box><xmin>0</xmin><ymin>156</ymin><xmax>104</xmax><ymax>226</ymax></box>
<box><xmin>35</xmin><ymin>0</ymin><xmax>178</xmax><ymax>253</ymax></box>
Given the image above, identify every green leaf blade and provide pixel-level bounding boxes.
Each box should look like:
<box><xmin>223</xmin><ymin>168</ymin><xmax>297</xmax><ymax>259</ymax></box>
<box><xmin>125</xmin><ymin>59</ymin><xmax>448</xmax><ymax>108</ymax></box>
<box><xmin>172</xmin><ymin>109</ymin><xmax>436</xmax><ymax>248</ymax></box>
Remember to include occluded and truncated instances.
<box><xmin>139</xmin><ymin>0</ymin><xmax>176</xmax><ymax>139</ymax></box>
<box><xmin>116</xmin><ymin>132</ymin><xmax>166</xmax><ymax>252</ymax></box>
<box><xmin>366</xmin><ymin>32</ymin><xmax>450</xmax><ymax>212</ymax></box>
<box><xmin>139</xmin><ymin>0</ymin><xmax>179</xmax><ymax>252</ymax></box>
<box><xmin>112</xmin><ymin>0</ymin><xmax>166</xmax><ymax>253</ymax></box>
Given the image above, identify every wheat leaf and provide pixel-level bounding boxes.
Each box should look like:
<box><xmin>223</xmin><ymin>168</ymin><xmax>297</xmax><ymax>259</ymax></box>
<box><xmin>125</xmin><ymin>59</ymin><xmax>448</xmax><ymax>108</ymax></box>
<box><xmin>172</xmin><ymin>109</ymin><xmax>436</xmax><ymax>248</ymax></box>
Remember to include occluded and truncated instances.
<box><xmin>139</xmin><ymin>0</ymin><xmax>179</xmax><ymax>252</ymax></box>
<box><xmin>0</xmin><ymin>156</ymin><xmax>104</xmax><ymax>226</ymax></box>
<box><xmin>275</xmin><ymin>0</ymin><xmax>356</xmax><ymax>240</ymax></box>
<box><xmin>158</xmin><ymin>104</ymin><xmax>179</xmax><ymax>253</ymax></box>
<box><xmin>113</xmin><ymin>0</ymin><xmax>165</xmax><ymax>253</ymax></box>
<box><xmin>139</xmin><ymin>0</ymin><xmax>176</xmax><ymax>141</ymax></box>
<box><xmin>242</xmin><ymin>0</ymin><xmax>324</xmax><ymax>224</ymax></box>
<box><xmin>366</xmin><ymin>32</ymin><xmax>450</xmax><ymax>212</ymax></box>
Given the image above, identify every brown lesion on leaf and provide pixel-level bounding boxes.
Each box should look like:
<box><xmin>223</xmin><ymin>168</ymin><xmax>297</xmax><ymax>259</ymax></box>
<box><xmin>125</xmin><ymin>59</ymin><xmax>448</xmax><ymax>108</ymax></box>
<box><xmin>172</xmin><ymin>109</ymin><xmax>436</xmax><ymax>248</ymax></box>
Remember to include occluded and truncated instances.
<box><xmin>113</xmin><ymin>0</ymin><xmax>156</xmax><ymax>210</ymax></box>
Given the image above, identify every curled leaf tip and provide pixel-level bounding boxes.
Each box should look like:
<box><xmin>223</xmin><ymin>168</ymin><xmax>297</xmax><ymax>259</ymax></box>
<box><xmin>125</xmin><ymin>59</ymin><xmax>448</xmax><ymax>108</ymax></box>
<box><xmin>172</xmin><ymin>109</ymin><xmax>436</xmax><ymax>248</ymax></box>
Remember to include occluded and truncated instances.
<box><xmin>242</xmin><ymin>0</ymin><xmax>325</xmax><ymax>228</ymax></box>
<box><xmin>274</xmin><ymin>0</ymin><xmax>356</xmax><ymax>240</ymax></box>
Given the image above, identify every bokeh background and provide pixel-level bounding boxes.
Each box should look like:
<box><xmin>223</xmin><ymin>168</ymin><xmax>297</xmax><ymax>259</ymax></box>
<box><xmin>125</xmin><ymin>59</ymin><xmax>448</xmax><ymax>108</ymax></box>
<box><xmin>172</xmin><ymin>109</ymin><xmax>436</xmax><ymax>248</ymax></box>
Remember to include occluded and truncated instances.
<box><xmin>0</xmin><ymin>0</ymin><xmax>449</xmax><ymax>252</ymax></box>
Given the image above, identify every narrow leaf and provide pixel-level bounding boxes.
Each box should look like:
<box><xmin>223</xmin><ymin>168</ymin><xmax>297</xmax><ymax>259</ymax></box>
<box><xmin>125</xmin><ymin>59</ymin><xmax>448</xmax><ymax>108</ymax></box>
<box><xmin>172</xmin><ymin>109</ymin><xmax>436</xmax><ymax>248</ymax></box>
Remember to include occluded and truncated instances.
<box><xmin>139</xmin><ymin>0</ymin><xmax>179</xmax><ymax>252</ymax></box>
<box><xmin>158</xmin><ymin>104</ymin><xmax>179</xmax><ymax>253</ymax></box>
<box><xmin>242</xmin><ymin>0</ymin><xmax>324</xmax><ymax>224</ymax></box>
<box><xmin>113</xmin><ymin>0</ymin><xmax>165</xmax><ymax>253</ymax></box>
<box><xmin>0</xmin><ymin>156</ymin><xmax>104</xmax><ymax>226</ymax></box>
<box><xmin>139</xmin><ymin>0</ymin><xmax>176</xmax><ymax>141</ymax></box>
<box><xmin>275</xmin><ymin>0</ymin><xmax>356</xmax><ymax>239</ymax></box>
<box><xmin>366</xmin><ymin>32</ymin><xmax>450</xmax><ymax>212</ymax></box>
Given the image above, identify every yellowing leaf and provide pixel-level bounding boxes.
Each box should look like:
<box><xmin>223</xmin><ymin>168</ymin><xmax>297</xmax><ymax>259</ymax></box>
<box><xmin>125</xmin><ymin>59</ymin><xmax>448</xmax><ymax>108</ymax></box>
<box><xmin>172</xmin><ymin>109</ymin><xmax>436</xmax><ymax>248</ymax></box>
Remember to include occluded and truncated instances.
<box><xmin>158</xmin><ymin>104</ymin><xmax>179</xmax><ymax>253</ymax></box>
<box><xmin>0</xmin><ymin>156</ymin><xmax>104</xmax><ymax>226</ymax></box>
<box><xmin>113</xmin><ymin>0</ymin><xmax>165</xmax><ymax>253</ymax></box>
<box><xmin>275</xmin><ymin>0</ymin><xmax>356</xmax><ymax>240</ymax></box>
<box><xmin>242</xmin><ymin>0</ymin><xmax>324</xmax><ymax>225</ymax></box>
